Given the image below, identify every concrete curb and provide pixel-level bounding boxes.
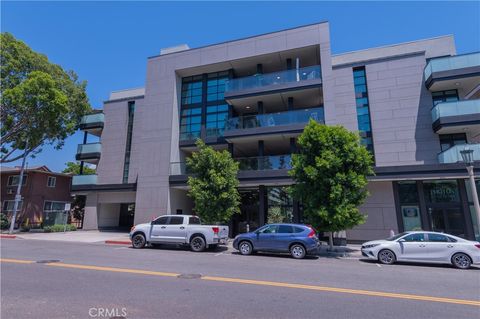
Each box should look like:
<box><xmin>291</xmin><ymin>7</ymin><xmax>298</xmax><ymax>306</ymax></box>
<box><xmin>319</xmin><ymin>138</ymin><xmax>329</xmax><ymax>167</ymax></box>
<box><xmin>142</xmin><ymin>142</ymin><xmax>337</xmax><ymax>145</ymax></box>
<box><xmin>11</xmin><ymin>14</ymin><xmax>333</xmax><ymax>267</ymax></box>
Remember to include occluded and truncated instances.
<box><xmin>105</xmin><ymin>240</ymin><xmax>131</xmax><ymax>245</ymax></box>
<box><xmin>0</xmin><ymin>234</ymin><xmax>17</xmax><ymax>239</ymax></box>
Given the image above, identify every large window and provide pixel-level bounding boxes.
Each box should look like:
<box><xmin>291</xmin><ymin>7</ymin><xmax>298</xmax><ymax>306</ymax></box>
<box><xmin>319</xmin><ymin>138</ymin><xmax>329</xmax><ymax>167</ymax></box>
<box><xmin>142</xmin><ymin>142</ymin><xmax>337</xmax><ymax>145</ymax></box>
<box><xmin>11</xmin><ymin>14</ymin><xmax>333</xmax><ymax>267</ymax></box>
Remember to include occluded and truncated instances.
<box><xmin>44</xmin><ymin>201</ymin><xmax>66</xmax><ymax>212</ymax></box>
<box><xmin>7</xmin><ymin>175</ymin><xmax>28</xmax><ymax>186</ymax></box>
<box><xmin>123</xmin><ymin>101</ymin><xmax>135</xmax><ymax>183</ymax></box>
<box><xmin>180</xmin><ymin>107</ymin><xmax>202</xmax><ymax>140</ymax></box>
<box><xmin>2</xmin><ymin>200</ymin><xmax>23</xmax><ymax>212</ymax></box>
<box><xmin>47</xmin><ymin>176</ymin><xmax>56</xmax><ymax>188</ymax></box>
<box><xmin>423</xmin><ymin>180</ymin><xmax>460</xmax><ymax>203</ymax></box>
<box><xmin>267</xmin><ymin>187</ymin><xmax>293</xmax><ymax>223</ymax></box>
<box><xmin>181</xmin><ymin>76</ymin><xmax>203</xmax><ymax>105</ymax></box>
<box><xmin>352</xmin><ymin>67</ymin><xmax>374</xmax><ymax>155</ymax></box>
<box><xmin>397</xmin><ymin>181</ymin><xmax>422</xmax><ymax>231</ymax></box>
<box><xmin>180</xmin><ymin>71</ymin><xmax>229</xmax><ymax>141</ymax></box>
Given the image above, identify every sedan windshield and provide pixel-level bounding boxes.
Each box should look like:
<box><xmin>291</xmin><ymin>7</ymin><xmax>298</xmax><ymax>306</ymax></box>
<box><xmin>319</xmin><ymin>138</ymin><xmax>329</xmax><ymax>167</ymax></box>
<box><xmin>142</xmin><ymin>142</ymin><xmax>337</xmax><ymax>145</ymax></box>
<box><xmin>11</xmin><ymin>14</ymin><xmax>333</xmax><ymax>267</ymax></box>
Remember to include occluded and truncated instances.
<box><xmin>386</xmin><ymin>232</ymin><xmax>407</xmax><ymax>241</ymax></box>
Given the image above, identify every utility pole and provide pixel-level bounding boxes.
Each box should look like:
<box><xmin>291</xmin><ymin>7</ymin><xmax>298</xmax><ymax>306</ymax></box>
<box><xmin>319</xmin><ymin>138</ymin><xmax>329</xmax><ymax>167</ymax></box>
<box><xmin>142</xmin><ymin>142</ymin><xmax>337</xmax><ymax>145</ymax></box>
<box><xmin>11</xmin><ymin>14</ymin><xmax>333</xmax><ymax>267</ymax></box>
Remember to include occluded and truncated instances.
<box><xmin>9</xmin><ymin>139</ymin><xmax>29</xmax><ymax>234</ymax></box>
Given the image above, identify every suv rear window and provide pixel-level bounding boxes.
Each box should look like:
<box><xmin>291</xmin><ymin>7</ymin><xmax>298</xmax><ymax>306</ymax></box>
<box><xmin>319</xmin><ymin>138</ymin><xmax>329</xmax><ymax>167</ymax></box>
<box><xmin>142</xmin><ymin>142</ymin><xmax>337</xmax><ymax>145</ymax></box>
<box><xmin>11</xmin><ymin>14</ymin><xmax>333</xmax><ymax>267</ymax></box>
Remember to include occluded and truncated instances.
<box><xmin>293</xmin><ymin>227</ymin><xmax>305</xmax><ymax>233</ymax></box>
<box><xmin>189</xmin><ymin>217</ymin><xmax>201</xmax><ymax>225</ymax></box>
<box><xmin>278</xmin><ymin>225</ymin><xmax>293</xmax><ymax>233</ymax></box>
<box><xmin>168</xmin><ymin>216</ymin><xmax>184</xmax><ymax>225</ymax></box>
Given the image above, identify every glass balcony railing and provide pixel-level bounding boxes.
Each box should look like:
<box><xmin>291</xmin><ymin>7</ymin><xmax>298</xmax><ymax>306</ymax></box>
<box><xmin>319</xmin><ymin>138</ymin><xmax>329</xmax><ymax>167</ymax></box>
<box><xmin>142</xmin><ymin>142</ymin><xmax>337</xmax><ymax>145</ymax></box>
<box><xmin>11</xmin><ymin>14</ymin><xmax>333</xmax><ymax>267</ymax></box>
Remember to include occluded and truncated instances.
<box><xmin>225</xmin><ymin>65</ymin><xmax>322</xmax><ymax>93</ymax></box>
<box><xmin>432</xmin><ymin>99</ymin><xmax>480</xmax><ymax>122</ymax></box>
<box><xmin>72</xmin><ymin>174</ymin><xmax>98</xmax><ymax>185</ymax></box>
<box><xmin>237</xmin><ymin>155</ymin><xmax>292</xmax><ymax>171</ymax></box>
<box><xmin>77</xmin><ymin>143</ymin><xmax>101</xmax><ymax>155</ymax></box>
<box><xmin>170</xmin><ymin>162</ymin><xmax>191</xmax><ymax>175</ymax></box>
<box><xmin>438</xmin><ymin>144</ymin><xmax>480</xmax><ymax>164</ymax></box>
<box><xmin>226</xmin><ymin>107</ymin><xmax>324</xmax><ymax>131</ymax></box>
<box><xmin>80</xmin><ymin>113</ymin><xmax>104</xmax><ymax>125</ymax></box>
<box><xmin>424</xmin><ymin>52</ymin><xmax>480</xmax><ymax>80</ymax></box>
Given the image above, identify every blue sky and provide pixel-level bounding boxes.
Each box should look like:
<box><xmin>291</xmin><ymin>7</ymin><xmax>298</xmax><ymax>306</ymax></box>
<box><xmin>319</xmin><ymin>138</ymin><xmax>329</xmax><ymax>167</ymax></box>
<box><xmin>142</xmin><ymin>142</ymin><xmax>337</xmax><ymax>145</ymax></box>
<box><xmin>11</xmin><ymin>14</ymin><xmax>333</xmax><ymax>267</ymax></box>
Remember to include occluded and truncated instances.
<box><xmin>2</xmin><ymin>1</ymin><xmax>479</xmax><ymax>172</ymax></box>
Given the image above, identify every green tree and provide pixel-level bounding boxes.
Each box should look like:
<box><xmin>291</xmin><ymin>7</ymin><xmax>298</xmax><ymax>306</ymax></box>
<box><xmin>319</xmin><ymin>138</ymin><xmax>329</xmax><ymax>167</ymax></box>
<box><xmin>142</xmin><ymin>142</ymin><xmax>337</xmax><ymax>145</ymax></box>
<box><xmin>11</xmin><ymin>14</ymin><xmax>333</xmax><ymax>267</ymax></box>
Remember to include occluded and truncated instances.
<box><xmin>187</xmin><ymin>140</ymin><xmax>241</xmax><ymax>224</ymax></box>
<box><xmin>62</xmin><ymin>161</ymin><xmax>96</xmax><ymax>175</ymax></box>
<box><xmin>0</xmin><ymin>32</ymin><xmax>90</xmax><ymax>163</ymax></box>
<box><xmin>289</xmin><ymin>120</ymin><xmax>374</xmax><ymax>249</ymax></box>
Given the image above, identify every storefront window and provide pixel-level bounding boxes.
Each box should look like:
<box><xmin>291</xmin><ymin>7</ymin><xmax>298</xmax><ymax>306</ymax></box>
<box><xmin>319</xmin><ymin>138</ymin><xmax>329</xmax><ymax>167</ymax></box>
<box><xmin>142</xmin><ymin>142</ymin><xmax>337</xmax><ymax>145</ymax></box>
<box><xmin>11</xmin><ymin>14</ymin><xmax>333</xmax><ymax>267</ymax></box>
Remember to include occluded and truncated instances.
<box><xmin>397</xmin><ymin>181</ymin><xmax>422</xmax><ymax>231</ymax></box>
<box><xmin>423</xmin><ymin>180</ymin><xmax>459</xmax><ymax>203</ymax></box>
<box><xmin>267</xmin><ymin>187</ymin><xmax>293</xmax><ymax>223</ymax></box>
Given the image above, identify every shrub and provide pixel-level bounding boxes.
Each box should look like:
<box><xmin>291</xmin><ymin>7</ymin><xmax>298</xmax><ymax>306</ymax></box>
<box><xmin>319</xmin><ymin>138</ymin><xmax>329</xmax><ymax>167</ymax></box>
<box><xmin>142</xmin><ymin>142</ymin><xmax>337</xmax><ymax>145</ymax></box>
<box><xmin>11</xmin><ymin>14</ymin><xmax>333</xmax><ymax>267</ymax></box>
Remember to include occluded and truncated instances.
<box><xmin>43</xmin><ymin>224</ymin><xmax>77</xmax><ymax>232</ymax></box>
<box><xmin>0</xmin><ymin>213</ymin><xmax>9</xmax><ymax>230</ymax></box>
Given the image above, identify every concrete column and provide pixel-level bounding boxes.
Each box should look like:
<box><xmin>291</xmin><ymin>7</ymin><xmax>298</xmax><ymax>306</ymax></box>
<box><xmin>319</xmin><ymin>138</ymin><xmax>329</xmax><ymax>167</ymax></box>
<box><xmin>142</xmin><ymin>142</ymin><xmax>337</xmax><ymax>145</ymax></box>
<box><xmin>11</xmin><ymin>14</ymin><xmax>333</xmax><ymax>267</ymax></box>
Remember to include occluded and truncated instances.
<box><xmin>286</xmin><ymin>58</ymin><xmax>292</xmax><ymax>70</ymax></box>
<box><xmin>82</xmin><ymin>193</ymin><xmax>99</xmax><ymax>230</ymax></box>
<box><xmin>258</xmin><ymin>140</ymin><xmax>264</xmax><ymax>170</ymax></box>
<box><xmin>290</xmin><ymin>138</ymin><xmax>296</xmax><ymax>154</ymax></box>
<box><xmin>287</xmin><ymin>97</ymin><xmax>294</xmax><ymax>111</ymax></box>
<box><xmin>259</xmin><ymin>185</ymin><xmax>266</xmax><ymax>226</ymax></box>
<box><xmin>256</xmin><ymin>64</ymin><xmax>263</xmax><ymax>74</ymax></box>
<box><xmin>257</xmin><ymin>101</ymin><xmax>264</xmax><ymax>114</ymax></box>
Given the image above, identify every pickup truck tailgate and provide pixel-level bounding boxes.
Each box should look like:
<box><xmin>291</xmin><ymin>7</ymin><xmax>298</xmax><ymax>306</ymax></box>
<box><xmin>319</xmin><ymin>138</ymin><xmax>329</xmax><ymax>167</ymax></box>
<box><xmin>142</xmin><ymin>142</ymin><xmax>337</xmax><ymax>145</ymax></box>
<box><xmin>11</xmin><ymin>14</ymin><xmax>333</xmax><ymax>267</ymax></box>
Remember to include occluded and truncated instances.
<box><xmin>218</xmin><ymin>226</ymin><xmax>229</xmax><ymax>239</ymax></box>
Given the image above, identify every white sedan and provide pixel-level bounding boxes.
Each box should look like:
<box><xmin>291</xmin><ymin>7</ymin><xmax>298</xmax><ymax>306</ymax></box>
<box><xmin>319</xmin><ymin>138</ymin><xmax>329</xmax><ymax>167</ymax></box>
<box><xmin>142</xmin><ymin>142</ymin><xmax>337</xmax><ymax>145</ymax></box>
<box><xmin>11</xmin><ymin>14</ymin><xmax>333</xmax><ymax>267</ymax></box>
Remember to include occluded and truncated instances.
<box><xmin>361</xmin><ymin>231</ymin><xmax>480</xmax><ymax>269</ymax></box>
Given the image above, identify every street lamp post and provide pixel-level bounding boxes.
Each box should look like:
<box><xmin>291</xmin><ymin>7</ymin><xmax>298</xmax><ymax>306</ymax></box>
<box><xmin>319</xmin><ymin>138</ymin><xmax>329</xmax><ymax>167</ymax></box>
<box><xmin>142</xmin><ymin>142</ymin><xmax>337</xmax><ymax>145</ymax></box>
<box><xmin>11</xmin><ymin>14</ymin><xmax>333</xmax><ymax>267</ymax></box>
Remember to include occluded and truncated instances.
<box><xmin>460</xmin><ymin>149</ymin><xmax>480</xmax><ymax>238</ymax></box>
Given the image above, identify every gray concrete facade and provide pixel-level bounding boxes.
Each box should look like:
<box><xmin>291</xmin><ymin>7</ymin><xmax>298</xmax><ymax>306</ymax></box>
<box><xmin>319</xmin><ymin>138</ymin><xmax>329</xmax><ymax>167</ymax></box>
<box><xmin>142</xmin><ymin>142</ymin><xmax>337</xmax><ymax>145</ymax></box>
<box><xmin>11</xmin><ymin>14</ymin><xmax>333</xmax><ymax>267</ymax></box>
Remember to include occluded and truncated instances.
<box><xmin>76</xmin><ymin>22</ymin><xmax>479</xmax><ymax>241</ymax></box>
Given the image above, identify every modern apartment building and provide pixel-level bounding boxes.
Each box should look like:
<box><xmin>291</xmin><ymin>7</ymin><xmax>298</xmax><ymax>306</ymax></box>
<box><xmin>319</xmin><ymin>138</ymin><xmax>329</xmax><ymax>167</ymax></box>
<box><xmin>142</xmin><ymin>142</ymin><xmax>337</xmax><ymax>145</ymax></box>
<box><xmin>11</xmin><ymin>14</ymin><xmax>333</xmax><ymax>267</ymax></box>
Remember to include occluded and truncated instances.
<box><xmin>72</xmin><ymin>22</ymin><xmax>480</xmax><ymax>241</ymax></box>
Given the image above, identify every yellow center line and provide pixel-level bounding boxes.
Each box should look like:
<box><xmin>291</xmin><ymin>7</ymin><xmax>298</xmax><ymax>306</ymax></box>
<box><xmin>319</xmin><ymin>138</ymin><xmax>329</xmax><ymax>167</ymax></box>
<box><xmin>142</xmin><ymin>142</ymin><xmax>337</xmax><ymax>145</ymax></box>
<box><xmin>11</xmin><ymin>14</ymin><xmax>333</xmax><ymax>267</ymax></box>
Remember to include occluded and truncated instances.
<box><xmin>47</xmin><ymin>262</ymin><xmax>179</xmax><ymax>277</ymax></box>
<box><xmin>0</xmin><ymin>258</ymin><xmax>35</xmax><ymax>264</ymax></box>
<box><xmin>1</xmin><ymin>258</ymin><xmax>479</xmax><ymax>307</ymax></box>
<box><xmin>201</xmin><ymin>276</ymin><xmax>480</xmax><ymax>306</ymax></box>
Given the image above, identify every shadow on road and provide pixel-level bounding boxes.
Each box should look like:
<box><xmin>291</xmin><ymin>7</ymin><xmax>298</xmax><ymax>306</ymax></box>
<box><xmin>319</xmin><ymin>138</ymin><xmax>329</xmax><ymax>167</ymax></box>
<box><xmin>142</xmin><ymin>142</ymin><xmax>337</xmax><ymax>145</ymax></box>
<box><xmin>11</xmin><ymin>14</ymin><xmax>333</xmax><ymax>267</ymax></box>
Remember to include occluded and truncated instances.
<box><xmin>359</xmin><ymin>258</ymin><xmax>480</xmax><ymax>270</ymax></box>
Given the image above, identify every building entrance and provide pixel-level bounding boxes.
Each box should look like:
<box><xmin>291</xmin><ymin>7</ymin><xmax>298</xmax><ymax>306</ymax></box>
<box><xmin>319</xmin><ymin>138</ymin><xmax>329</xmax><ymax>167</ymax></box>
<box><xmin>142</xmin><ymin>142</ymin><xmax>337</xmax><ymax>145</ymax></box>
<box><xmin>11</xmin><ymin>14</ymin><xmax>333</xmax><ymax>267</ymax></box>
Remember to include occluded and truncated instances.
<box><xmin>119</xmin><ymin>203</ymin><xmax>135</xmax><ymax>229</ymax></box>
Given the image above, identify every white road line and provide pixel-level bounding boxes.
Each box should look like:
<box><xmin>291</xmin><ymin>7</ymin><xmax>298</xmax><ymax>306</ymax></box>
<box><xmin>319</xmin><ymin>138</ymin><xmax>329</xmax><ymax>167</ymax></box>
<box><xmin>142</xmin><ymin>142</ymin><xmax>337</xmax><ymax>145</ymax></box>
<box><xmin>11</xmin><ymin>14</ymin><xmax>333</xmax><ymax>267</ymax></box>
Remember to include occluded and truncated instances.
<box><xmin>376</xmin><ymin>264</ymin><xmax>382</xmax><ymax>268</ymax></box>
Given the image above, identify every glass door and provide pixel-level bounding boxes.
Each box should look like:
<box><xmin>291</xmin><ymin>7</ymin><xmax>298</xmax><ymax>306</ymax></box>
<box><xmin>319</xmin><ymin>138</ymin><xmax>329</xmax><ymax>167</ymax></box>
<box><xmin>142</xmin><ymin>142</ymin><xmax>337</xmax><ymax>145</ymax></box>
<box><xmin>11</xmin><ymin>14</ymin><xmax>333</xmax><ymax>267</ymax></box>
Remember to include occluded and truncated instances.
<box><xmin>428</xmin><ymin>206</ymin><xmax>465</xmax><ymax>238</ymax></box>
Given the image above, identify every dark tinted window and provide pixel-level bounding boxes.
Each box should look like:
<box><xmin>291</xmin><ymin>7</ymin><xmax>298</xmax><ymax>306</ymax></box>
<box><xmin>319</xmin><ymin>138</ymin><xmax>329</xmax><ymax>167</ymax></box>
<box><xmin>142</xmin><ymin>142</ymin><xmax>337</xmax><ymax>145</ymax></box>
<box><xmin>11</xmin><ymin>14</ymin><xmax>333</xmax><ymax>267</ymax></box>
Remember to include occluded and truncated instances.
<box><xmin>403</xmin><ymin>233</ymin><xmax>425</xmax><ymax>242</ymax></box>
<box><xmin>153</xmin><ymin>216</ymin><xmax>168</xmax><ymax>225</ymax></box>
<box><xmin>189</xmin><ymin>217</ymin><xmax>201</xmax><ymax>225</ymax></box>
<box><xmin>428</xmin><ymin>233</ymin><xmax>449</xmax><ymax>242</ymax></box>
<box><xmin>277</xmin><ymin>225</ymin><xmax>293</xmax><ymax>234</ymax></box>
<box><xmin>293</xmin><ymin>227</ymin><xmax>305</xmax><ymax>233</ymax></box>
<box><xmin>169</xmin><ymin>216</ymin><xmax>184</xmax><ymax>225</ymax></box>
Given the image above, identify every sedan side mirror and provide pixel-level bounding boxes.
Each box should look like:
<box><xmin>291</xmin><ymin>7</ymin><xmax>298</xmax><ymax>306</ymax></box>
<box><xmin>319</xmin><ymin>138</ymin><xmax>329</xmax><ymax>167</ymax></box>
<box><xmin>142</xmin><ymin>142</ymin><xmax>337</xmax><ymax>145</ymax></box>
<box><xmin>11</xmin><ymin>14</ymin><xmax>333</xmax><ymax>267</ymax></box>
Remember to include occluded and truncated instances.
<box><xmin>398</xmin><ymin>238</ymin><xmax>405</xmax><ymax>242</ymax></box>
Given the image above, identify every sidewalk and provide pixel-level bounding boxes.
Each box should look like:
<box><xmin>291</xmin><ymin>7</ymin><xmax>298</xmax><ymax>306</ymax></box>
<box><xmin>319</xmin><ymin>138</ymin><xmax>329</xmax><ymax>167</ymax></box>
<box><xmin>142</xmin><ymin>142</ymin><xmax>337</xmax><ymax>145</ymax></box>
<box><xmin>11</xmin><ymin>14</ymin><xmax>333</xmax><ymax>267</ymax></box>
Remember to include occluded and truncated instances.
<box><xmin>11</xmin><ymin>230</ymin><xmax>130</xmax><ymax>244</ymax></box>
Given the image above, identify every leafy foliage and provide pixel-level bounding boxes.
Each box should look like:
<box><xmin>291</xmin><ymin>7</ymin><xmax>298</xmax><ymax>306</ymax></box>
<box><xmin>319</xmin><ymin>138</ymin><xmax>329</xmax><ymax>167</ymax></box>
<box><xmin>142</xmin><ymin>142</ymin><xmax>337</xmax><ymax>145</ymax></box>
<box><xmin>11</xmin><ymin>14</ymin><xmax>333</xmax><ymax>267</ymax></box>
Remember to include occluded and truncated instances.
<box><xmin>0</xmin><ymin>32</ymin><xmax>91</xmax><ymax>163</ymax></box>
<box><xmin>62</xmin><ymin>161</ymin><xmax>95</xmax><ymax>175</ymax></box>
<box><xmin>267</xmin><ymin>206</ymin><xmax>285</xmax><ymax>224</ymax></box>
<box><xmin>0</xmin><ymin>213</ymin><xmax>9</xmax><ymax>230</ymax></box>
<box><xmin>289</xmin><ymin>120</ymin><xmax>374</xmax><ymax>233</ymax></box>
<box><xmin>187</xmin><ymin>140</ymin><xmax>240</xmax><ymax>224</ymax></box>
<box><xmin>43</xmin><ymin>224</ymin><xmax>77</xmax><ymax>233</ymax></box>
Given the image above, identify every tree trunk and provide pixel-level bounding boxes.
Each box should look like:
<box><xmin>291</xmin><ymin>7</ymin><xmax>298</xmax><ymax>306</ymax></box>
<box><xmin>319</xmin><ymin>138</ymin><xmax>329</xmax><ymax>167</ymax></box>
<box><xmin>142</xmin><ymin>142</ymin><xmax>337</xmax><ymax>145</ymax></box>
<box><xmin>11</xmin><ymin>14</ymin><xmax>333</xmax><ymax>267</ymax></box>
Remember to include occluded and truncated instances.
<box><xmin>328</xmin><ymin>232</ymin><xmax>334</xmax><ymax>251</ymax></box>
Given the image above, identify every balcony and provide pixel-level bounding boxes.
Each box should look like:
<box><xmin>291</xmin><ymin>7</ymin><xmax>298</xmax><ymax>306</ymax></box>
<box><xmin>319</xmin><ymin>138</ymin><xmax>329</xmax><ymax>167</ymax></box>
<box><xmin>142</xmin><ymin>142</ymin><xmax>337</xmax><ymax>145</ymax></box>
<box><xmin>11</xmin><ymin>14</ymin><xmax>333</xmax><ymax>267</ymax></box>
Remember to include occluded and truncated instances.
<box><xmin>424</xmin><ymin>52</ymin><xmax>480</xmax><ymax>91</ymax></box>
<box><xmin>438</xmin><ymin>144</ymin><xmax>480</xmax><ymax>164</ymax></box>
<box><xmin>431</xmin><ymin>99</ymin><xmax>480</xmax><ymax>134</ymax></box>
<box><xmin>224</xmin><ymin>107</ymin><xmax>324</xmax><ymax>141</ymax></box>
<box><xmin>224</xmin><ymin>65</ymin><xmax>322</xmax><ymax>101</ymax></box>
<box><xmin>79</xmin><ymin>113</ymin><xmax>104</xmax><ymax>136</ymax></box>
<box><xmin>75</xmin><ymin>143</ymin><xmax>101</xmax><ymax>164</ymax></box>
<box><xmin>71</xmin><ymin>174</ymin><xmax>98</xmax><ymax>191</ymax></box>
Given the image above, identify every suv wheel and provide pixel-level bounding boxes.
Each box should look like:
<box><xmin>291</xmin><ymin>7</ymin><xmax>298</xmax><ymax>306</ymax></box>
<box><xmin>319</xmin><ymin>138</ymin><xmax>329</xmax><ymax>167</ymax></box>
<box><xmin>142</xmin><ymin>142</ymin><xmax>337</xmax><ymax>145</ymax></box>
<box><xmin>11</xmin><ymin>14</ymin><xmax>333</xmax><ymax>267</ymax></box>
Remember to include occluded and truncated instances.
<box><xmin>290</xmin><ymin>244</ymin><xmax>306</xmax><ymax>259</ymax></box>
<box><xmin>378</xmin><ymin>249</ymin><xmax>396</xmax><ymax>265</ymax></box>
<box><xmin>238</xmin><ymin>241</ymin><xmax>253</xmax><ymax>255</ymax></box>
<box><xmin>452</xmin><ymin>253</ymin><xmax>472</xmax><ymax>269</ymax></box>
<box><xmin>132</xmin><ymin>233</ymin><xmax>146</xmax><ymax>249</ymax></box>
<box><xmin>190</xmin><ymin>236</ymin><xmax>206</xmax><ymax>252</ymax></box>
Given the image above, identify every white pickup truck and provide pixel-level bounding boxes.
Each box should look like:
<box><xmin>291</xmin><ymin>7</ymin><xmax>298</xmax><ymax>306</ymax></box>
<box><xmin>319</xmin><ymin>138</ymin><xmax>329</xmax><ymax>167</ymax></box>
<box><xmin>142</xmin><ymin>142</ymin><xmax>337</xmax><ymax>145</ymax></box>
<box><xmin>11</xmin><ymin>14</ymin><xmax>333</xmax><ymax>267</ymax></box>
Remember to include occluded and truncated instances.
<box><xmin>129</xmin><ymin>215</ymin><xmax>229</xmax><ymax>252</ymax></box>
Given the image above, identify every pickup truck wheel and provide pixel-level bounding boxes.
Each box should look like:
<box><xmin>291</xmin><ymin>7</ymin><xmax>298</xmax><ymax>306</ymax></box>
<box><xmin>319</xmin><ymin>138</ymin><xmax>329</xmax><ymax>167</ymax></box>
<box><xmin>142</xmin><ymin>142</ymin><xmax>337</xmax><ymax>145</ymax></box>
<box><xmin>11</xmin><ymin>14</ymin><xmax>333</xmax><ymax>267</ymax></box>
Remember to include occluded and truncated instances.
<box><xmin>239</xmin><ymin>241</ymin><xmax>253</xmax><ymax>255</ymax></box>
<box><xmin>132</xmin><ymin>233</ymin><xmax>146</xmax><ymax>249</ymax></box>
<box><xmin>190</xmin><ymin>236</ymin><xmax>206</xmax><ymax>252</ymax></box>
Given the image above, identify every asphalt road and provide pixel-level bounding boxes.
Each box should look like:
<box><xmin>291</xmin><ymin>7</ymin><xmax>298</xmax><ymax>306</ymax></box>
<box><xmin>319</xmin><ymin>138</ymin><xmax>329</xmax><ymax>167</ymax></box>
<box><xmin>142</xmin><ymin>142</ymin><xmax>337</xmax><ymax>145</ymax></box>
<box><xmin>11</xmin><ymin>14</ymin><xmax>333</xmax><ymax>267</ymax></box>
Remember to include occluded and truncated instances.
<box><xmin>1</xmin><ymin>239</ymin><xmax>479</xmax><ymax>319</ymax></box>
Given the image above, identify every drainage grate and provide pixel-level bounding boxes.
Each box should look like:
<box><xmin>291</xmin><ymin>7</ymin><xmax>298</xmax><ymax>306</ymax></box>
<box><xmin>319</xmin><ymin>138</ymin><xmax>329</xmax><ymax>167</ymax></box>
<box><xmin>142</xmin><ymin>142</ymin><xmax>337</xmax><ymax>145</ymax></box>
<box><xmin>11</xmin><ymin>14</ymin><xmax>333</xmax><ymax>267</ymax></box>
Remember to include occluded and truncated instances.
<box><xmin>36</xmin><ymin>259</ymin><xmax>60</xmax><ymax>264</ymax></box>
<box><xmin>177</xmin><ymin>273</ymin><xmax>202</xmax><ymax>279</ymax></box>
